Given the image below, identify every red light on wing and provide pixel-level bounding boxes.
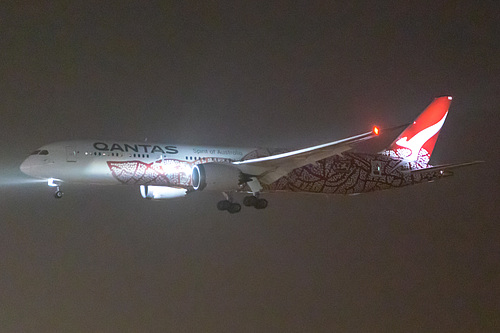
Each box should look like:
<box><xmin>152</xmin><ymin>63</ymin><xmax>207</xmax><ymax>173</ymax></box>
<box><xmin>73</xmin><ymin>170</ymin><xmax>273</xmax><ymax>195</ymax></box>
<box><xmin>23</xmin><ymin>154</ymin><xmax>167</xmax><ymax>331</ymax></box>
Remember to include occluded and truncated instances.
<box><xmin>373</xmin><ymin>126</ymin><xmax>380</xmax><ymax>135</ymax></box>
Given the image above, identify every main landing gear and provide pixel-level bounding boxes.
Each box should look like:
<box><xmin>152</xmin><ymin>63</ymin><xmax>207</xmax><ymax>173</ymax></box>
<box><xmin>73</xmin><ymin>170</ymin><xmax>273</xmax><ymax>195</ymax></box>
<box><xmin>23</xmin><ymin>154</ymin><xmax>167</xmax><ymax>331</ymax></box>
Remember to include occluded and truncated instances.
<box><xmin>242</xmin><ymin>195</ymin><xmax>268</xmax><ymax>209</ymax></box>
<box><xmin>217</xmin><ymin>192</ymin><xmax>268</xmax><ymax>214</ymax></box>
<box><xmin>217</xmin><ymin>199</ymin><xmax>241</xmax><ymax>214</ymax></box>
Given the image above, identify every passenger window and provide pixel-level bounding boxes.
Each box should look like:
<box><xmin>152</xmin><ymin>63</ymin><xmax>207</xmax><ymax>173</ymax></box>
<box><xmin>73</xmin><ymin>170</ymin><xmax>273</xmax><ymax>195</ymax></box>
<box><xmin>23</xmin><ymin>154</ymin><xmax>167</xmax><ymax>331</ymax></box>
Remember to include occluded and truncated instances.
<box><xmin>39</xmin><ymin>150</ymin><xmax>49</xmax><ymax>155</ymax></box>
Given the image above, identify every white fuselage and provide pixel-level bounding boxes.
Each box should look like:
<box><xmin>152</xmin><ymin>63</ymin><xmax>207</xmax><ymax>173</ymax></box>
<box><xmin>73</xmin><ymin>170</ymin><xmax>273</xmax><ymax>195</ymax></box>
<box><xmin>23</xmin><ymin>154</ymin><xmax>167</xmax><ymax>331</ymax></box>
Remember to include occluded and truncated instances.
<box><xmin>20</xmin><ymin>140</ymin><xmax>255</xmax><ymax>186</ymax></box>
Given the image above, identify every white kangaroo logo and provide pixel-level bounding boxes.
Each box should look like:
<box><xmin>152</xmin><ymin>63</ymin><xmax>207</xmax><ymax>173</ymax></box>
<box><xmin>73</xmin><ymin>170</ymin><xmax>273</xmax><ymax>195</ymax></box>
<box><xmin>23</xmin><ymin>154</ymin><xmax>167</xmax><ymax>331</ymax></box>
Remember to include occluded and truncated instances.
<box><xmin>395</xmin><ymin>112</ymin><xmax>448</xmax><ymax>162</ymax></box>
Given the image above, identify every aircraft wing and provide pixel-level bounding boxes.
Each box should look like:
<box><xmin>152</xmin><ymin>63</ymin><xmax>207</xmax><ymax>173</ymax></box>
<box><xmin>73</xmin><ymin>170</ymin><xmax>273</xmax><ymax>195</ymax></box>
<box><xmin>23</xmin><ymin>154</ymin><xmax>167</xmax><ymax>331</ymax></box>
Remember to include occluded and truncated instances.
<box><xmin>234</xmin><ymin>129</ymin><xmax>380</xmax><ymax>184</ymax></box>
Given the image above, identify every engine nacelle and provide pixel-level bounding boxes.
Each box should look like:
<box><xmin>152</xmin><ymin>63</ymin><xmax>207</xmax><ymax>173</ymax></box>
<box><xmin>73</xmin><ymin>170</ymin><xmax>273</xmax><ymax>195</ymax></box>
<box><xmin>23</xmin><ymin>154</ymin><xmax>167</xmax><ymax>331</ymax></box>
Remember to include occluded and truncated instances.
<box><xmin>140</xmin><ymin>185</ymin><xmax>187</xmax><ymax>199</ymax></box>
<box><xmin>191</xmin><ymin>163</ymin><xmax>242</xmax><ymax>191</ymax></box>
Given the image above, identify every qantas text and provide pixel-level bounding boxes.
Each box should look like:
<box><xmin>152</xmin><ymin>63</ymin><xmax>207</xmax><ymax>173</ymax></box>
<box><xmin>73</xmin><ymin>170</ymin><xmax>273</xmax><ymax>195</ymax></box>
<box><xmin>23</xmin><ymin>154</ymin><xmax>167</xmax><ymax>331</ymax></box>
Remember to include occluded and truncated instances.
<box><xmin>93</xmin><ymin>142</ymin><xmax>178</xmax><ymax>154</ymax></box>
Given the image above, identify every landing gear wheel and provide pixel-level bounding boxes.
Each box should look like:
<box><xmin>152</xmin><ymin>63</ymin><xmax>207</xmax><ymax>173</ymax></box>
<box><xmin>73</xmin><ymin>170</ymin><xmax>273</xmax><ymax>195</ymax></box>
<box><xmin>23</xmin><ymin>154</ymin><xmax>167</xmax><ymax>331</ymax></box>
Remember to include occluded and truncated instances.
<box><xmin>54</xmin><ymin>191</ymin><xmax>63</xmax><ymax>199</ymax></box>
<box><xmin>228</xmin><ymin>203</ymin><xmax>242</xmax><ymax>214</ymax></box>
<box><xmin>243</xmin><ymin>195</ymin><xmax>258</xmax><ymax>207</ymax></box>
<box><xmin>217</xmin><ymin>200</ymin><xmax>232</xmax><ymax>211</ymax></box>
<box><xmin>254</xmin><ymin>198</ymin><xmax>268</xmax><ymax>209</ymax></box>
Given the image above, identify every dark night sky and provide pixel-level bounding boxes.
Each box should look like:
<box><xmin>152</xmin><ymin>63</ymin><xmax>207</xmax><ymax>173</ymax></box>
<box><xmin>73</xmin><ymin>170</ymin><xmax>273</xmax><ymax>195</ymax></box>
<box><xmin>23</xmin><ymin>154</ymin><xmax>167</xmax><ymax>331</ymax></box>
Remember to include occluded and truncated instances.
<box><xmin>1</xmin><ymin>1</ymin><xmax>499</xmax><ymax>331</ymax></box>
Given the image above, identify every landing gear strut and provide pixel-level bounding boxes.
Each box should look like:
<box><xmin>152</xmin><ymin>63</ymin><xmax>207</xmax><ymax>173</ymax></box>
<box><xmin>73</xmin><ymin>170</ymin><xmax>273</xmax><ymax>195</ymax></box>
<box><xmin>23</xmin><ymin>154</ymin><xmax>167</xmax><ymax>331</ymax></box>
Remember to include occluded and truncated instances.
<box><xmin>245</xmin><ymin>178</ymin><xmax>268</xmax><ymax>209</ymax></box>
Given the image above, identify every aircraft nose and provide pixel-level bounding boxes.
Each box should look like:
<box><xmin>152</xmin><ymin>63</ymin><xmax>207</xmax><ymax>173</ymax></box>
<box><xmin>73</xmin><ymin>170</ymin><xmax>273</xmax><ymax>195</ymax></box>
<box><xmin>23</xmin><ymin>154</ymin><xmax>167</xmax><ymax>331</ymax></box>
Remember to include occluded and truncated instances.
<box><xmin>20</xmin><ymin>158</ymin><xmax>32</xmax><ymax>176</ymax></box>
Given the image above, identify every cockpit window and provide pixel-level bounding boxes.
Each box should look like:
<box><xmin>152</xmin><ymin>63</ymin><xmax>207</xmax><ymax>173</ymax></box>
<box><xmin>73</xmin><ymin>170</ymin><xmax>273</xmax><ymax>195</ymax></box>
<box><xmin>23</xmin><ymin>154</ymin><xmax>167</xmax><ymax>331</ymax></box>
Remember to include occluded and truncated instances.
<box><xmin>30</xmin><ymin>150</ymin><xmax>41</xmax><ymax>155</ymax></box>
<box><xmin>39</xmin><ymin>150</ymin><xmax>49</xmax><ymax>155</ymax></box>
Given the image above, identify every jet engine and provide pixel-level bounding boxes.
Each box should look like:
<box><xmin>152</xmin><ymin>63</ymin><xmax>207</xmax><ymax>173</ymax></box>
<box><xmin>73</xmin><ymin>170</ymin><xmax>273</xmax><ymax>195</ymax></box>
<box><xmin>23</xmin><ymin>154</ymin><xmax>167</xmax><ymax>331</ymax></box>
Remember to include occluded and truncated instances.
<box><xmin>140</xmin><ymin>185</ymin><xmax>187</xmax><ymax>199</ymax></box>
<box><xmin>191</xmin><ymin>163</ymin><xmax>243</xmax><ymax>191</ymax></box>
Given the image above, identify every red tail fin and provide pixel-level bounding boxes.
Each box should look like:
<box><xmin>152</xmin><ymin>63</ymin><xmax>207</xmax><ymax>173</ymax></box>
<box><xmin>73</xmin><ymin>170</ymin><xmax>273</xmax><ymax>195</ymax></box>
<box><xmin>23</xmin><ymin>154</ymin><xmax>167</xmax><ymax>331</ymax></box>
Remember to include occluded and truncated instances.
<box><xmin>383</xmin><ymin>96</ymin><xmax>452</xmax><ymax>168</ymax></box>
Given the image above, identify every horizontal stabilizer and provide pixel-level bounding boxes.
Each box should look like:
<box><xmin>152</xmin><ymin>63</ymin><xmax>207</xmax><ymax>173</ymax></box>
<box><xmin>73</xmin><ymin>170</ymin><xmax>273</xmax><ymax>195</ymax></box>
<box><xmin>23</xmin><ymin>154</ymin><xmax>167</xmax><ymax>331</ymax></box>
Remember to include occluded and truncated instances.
<box><xmin>404</xmin><ymin>160</ymin><xmax>484</xmax><ymax>175</ymax></box>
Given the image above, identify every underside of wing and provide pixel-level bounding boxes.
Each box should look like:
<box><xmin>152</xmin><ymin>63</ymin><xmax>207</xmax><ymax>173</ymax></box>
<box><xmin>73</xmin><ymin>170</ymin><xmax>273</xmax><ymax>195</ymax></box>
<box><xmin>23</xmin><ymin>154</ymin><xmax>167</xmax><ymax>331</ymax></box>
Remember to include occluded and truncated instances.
<box><xmin>234</xmin><ymin>128</ymin><xmax>382</xmax><ymax>184</ymax></box>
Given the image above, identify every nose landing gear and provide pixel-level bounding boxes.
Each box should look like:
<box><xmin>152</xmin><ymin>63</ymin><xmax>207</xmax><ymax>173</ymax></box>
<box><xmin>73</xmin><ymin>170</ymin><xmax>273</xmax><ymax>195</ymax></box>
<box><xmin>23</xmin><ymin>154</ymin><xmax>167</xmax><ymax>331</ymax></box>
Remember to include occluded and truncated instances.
<box><xmin>48</xmin><ymin>178</ymin><xmax>63</xmax><ymax>199</ymax></box>
<box><xmin>54</xmin><ymin>187</ymin><xmax>64</xmax><ymax>199</ymax></box>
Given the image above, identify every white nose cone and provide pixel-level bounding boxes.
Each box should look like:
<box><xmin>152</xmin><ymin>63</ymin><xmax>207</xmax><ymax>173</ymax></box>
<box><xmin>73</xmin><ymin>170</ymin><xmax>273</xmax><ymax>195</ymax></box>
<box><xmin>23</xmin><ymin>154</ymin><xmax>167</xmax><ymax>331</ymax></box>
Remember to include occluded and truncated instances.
<box><xmin>20</xmin><ymin>158</ymin><xmax>31</xmax><ymax>175</ymax></box>
<box><xmin>19</xmin><ymin>157</ymin><xmax>40</xmax><ymax>178</ymax></box>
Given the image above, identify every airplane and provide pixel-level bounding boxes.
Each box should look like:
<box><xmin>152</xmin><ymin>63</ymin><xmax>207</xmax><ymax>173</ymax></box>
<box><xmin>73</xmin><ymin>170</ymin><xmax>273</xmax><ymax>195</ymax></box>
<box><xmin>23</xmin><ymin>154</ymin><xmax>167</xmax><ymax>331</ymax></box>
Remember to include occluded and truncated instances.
<box><xmin>20</xmin><ymin>96</ymin><xmax>482</xmax><ymax>213</ymax></box>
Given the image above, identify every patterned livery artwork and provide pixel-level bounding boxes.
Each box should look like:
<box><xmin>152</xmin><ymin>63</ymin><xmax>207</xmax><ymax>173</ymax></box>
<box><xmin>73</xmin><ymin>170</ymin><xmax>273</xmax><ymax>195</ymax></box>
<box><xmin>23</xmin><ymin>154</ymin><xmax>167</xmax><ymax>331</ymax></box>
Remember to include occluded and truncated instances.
<box><xmin>107</xmin><ymin>157</ymin><xmax>233</xmax><ymax>187</ymax></box>
<box><xmin>107</xmin><ymin>151</ymin><xmax>448</xmax><ymax>195</ymax></box>
<box><xmin>106</xmin><ymin>147</ymin><xmax>293</xmax><ymax>187</ymax></box>
<box><xmin>264</xmin><ymin>152</ymin><xmax>446</xmax><ymax>194</ymax></box>
<box><xmin>382</xmin><ymin>146</ymin><xmax>432</xmax><ymax>169</ymax></box>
